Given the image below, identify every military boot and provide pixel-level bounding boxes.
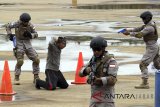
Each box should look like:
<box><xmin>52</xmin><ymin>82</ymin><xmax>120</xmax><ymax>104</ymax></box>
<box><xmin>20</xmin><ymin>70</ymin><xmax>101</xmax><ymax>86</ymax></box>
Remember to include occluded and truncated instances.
<box><xmin>33</xmin><ymin>74</ymin><xmax>40</xmax><ymax>83</ymax></box>
<box><xmin>14</xmin><ymin>75</ymin><xmax>20</xmax><ymax>85</ymax></box>
<box><xmin>35</xmin><ymin>78</ymin><xmax>41</xmax><ymax>89</ymax></box>
<box><xmin>135</xmin><ymin>78</ymin><xmax>149</xmax><ymax>89</ymax></box>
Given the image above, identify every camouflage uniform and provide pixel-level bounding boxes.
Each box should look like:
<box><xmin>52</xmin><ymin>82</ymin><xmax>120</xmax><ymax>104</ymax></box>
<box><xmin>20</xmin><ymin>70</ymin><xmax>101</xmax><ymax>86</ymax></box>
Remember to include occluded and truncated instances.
<box><xmin>5</xmin><ymin>21</ymin><xmax>40</xmax><ymax>79</ymax></box>
<box><xmin>80</xmin><ymin>51</ymin><xmax>118</xmax><ymax>107</ymax></box>
<box><xmin>129</xmin><ymin>21</ymin><xmax>158</xmax><ymax>88</ymax></box>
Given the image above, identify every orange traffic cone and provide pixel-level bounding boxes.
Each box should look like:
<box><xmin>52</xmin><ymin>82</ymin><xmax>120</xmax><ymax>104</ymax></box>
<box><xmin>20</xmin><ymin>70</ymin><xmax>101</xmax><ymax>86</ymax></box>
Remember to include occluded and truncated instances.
<box><xmin>0</xmin><ymin>95</ymin><xmax>13</xmax><ymax>101</ymax></box>
<box><xmin>71</xmin><ymin>52</ymin><xmax>86</xmax><ymax>84</ymax></box>
<box><xmin>0</xmin><ymin>60</ymin><xmax>16</xmax><ymax>95</ymax></box>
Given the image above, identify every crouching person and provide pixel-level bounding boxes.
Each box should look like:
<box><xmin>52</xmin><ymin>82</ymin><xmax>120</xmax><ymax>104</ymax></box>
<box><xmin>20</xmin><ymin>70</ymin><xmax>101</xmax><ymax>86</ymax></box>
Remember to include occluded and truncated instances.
<box><xmin>79</xmin><ymin>36</ymin><xmax>118</xmax><ymax>107</ymax></box>
<box><xmin>35</xmin><ymin>37</ymin><xmax>69</xmax><ymax>90</ymax></box>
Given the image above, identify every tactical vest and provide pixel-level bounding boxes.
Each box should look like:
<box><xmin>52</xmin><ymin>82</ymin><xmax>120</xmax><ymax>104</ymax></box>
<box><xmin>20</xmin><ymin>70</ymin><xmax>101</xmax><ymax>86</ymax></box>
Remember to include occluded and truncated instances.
<box><xmin>15</xmin><ymin>21</ymin><xmax>32</xmax><ymax>40</ymax></box>
<box><xmin>143</xmin><ymin>22</ymin><xmax>158</xmax><ymax>42</ymax></box>
<box><xmin>90</xmin><ymin>53</ymin><xmax>113</xmax><ymax>78</ymax></box>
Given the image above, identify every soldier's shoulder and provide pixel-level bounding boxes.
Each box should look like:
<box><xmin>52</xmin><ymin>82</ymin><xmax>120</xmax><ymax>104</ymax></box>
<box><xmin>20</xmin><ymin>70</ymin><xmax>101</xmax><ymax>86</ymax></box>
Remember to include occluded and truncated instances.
<box><xmin>146</xmin><ymin>22</ymin><xmax>155</xmax><ymax>28</ymax></box>
<box><xmin>144</xmin><ymin>25</ymin><xmax>155</xmax><ymax>32</ymax></box>
<box><xmin>146</xmin><ymin>24</ymin><xmax>155</xmax><ymax>28</ymax></box>
<box><xmin>108</xmin><ymin>54</ymin><xmax>114</xmax><ymax>58</ymax></box>
<box><xmin>102</xmin><ymin>53</ymin><xmax>116</xmax><ymax>64</ymax></box>
<box><xmin>104</xmin><ymin>53</ymin><xmax>115</xmax><ymax>59</ymax></box>
<box><xmin>14</xmin><ymin>20</ymin><xmax>20</xmax><ymax>25</ymax></box>
<box><xmin>28</xmin><ymin>22</ymin><xmax>34</xmax><ymax>27</ymax></box>
<box><xmin>4</xmin><ymin>21</ymin><xmax>19</xmax><ymax>28</ymax></box>
<box><xmin>106</xmin><ymin>53</ymin><xmax>117</xmax><ymax>62</ymax></box>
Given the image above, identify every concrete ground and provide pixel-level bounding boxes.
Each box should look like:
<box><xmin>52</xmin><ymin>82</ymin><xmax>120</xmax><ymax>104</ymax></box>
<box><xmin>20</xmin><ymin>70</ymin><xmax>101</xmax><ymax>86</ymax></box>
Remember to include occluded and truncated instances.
<box><xmin>0</xmin><ymin>72</ymin><xmax>155</xmax><ymax>107</ymax></box>
<box><xmin>0</xmin><ymin>0</ymin><xmax>159</xmax><ymax>107</ymax></box>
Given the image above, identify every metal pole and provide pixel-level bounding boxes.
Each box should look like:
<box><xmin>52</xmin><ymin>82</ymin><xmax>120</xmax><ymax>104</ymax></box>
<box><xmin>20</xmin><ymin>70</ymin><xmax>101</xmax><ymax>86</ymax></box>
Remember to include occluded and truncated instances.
<box><xmin>72</xmin><ymin>0</ymin><xmax>77</xmax><ymax>7</ymax></box>
<box><xmin>155</xmin><ymin>71</ymin><xmax>160</xmax><ymax>107</ymax></box>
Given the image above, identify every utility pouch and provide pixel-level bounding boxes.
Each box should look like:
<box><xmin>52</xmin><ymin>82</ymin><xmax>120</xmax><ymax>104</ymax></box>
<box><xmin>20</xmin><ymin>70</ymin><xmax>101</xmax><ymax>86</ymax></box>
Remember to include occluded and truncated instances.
<box><xmin>13</xmin><ymin>47</ymin><xmax>17</xmax><ymax>58</ymax></box>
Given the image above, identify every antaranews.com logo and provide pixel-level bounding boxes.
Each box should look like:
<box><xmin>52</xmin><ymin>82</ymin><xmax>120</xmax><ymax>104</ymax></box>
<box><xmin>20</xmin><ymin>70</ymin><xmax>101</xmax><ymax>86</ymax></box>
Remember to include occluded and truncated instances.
<box><xmin>105</xmin><ymin>93</ymin><xmax>154</xmax><ymax>99</ymax></box>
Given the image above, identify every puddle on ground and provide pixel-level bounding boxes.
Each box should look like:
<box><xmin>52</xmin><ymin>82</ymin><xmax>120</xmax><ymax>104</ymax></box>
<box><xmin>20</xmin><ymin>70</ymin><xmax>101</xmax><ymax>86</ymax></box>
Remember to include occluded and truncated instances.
<box><xmin>0</xmin><ymin>19</ymin><xmax>159</xmax><ymax>75</ymax></box>
<box><xmin>129</xmin><ymin>105</ymin><xmax>152</xmax><ymax>107</ymax></box>
<box><xmin>0</xmin><ymin>41</ymin><xmax>155</xmax><ymax>76</ymax></box>
<box><xmin>0</xmin><ymin>94</ymin><xmax>33</xmax><ymax>102</ymax></box>
<box><xmin>0</xmin><ymin>3</ymin><xmax>14</xmax><ymax>6</ymax></box>
<box><xmin>77</xmin><ymin>4</ymin><xmax>160</xmax><ymax>9</ymax></box>
<box><xmin>0</xmin><ymin>37</ymin><xmax>157</xmax><ymax>75</ymax></box>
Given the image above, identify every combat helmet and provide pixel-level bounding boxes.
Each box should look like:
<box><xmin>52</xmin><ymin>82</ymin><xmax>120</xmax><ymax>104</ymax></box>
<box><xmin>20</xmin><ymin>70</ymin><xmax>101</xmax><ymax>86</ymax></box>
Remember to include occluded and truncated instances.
<box><xmin>140</xmin><ymin>11</ymin><xmax>153</xmax><ymax>19</ymax></box>
<box><xmin>20</xmin><ymin>13</ymin><xmax>31</xmax><ymax>22</ymax></box>
<box><xmin>90</xmin><ymin>36</ymin><xmax>107</xmax><ymax>51</ymax></box>
<box><xmin>140</xmin><ymin>11</ymin><xmax>152</xmax><ymax>24</ymax></box>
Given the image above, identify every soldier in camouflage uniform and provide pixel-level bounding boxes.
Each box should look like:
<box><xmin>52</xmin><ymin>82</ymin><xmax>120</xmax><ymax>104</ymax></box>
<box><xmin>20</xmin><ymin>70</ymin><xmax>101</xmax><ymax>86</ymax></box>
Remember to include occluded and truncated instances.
<box><xmin>5</xmin><ymin>13</ymin><xmax>40</xmax><ymax>85</ymax></box>
<box><xmin>79</xmin><ymin>36</ymin><xmax>118</xmax><ymax>107</ymax></box>
<box><xmin>35</xmin><ymin>37</ymin><xmax>68</xmax><ymax>90</ymax></box>
<box><xmin>122</xmin><ymin>11</ymin><xmax>159</xmax><ymax>89</ymax></box>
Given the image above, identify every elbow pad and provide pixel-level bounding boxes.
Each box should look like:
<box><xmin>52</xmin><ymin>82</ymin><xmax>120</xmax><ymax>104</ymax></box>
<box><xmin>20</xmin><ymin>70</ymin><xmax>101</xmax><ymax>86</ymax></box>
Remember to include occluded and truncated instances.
<box><xmin>135</xmin><ymin>32</ymin><xmax>143</xmax><ymax>38</ymax></box>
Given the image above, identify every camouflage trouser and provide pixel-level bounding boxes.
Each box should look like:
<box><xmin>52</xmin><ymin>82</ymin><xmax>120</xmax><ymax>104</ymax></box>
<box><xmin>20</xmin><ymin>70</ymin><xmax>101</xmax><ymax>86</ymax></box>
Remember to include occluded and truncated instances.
<box><xmin>15</xmin><ymin>47</ymin><xmax>40</xmax><ymax>75</ymax></box>
<box><xmin>13</xmin><ymin>48</ymin><xmax>17</xmax><ymax>58</ymax></box>
<box><xmin>89</xmin><ymin>102</ymin><xmax>115</xmax><ymax>107</ymax></box>
<box><xmin>140</xmin><ymin>42</ymin><xmax>158</xmax><ymax>79</ymax></box>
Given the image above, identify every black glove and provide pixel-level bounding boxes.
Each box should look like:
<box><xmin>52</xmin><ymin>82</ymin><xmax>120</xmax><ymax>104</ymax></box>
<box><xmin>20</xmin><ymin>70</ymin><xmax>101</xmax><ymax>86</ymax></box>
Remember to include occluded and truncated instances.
<box><xmin>23</xmin><ymin>31</ymin><xmax>32</xmax><ymax>39</ymax></box>
<box><xmin>8</xmin><ymin>34</ymin><xmax>15</xmax><ymax>41</ymax></box>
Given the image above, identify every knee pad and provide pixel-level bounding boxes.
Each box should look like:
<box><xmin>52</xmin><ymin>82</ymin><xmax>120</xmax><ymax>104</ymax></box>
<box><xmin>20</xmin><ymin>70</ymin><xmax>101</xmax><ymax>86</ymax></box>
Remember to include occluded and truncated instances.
<box><xmin>139</xmin><ymin>62</ymin><xmax>148</xmax><ymax>71</ymax></box>
<box><xmin>17</xmin><ymin>59</ymin><xmax>24</xmax><ymax>67</ymax></box>
<box><xmin>33</xmin><ymin>57</ymin><xmax>40</xmax><ymax>65</ymax></box>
